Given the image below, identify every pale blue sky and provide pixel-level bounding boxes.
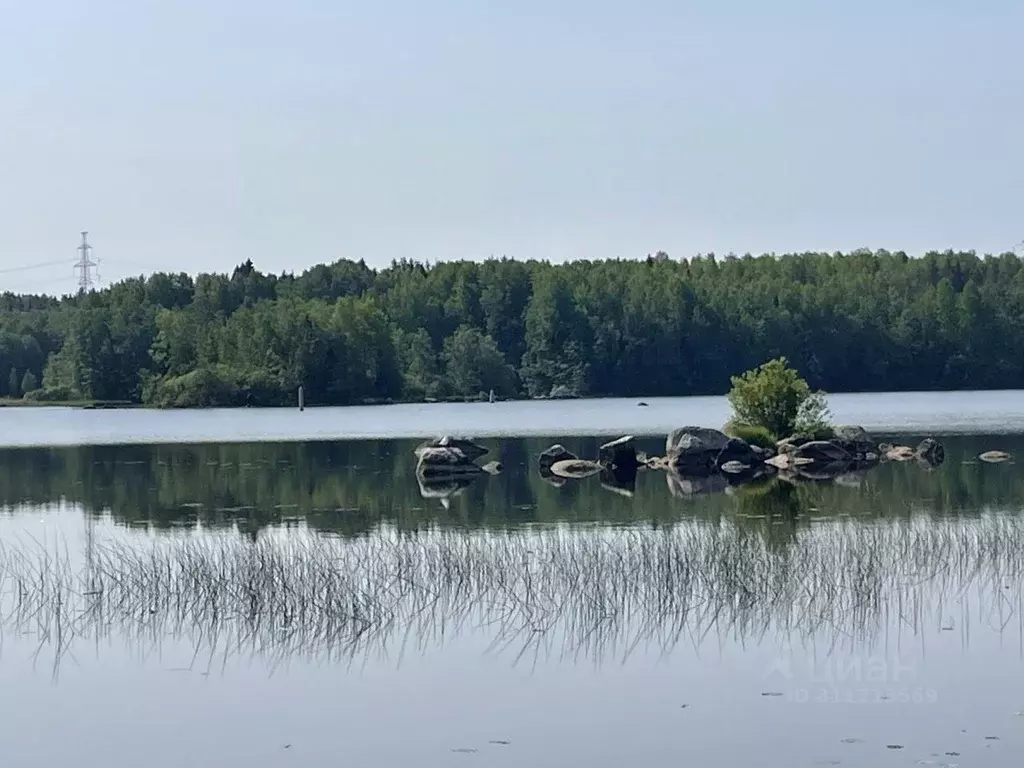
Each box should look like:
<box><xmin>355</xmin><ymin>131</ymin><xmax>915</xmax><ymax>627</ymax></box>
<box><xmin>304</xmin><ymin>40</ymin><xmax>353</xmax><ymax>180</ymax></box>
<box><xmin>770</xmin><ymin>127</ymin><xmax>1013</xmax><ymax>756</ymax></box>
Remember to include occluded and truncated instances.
<box><xmin>1</xmin><ymin>0</ymin><xmax>1022</xmax><ymax>294</ymax></box>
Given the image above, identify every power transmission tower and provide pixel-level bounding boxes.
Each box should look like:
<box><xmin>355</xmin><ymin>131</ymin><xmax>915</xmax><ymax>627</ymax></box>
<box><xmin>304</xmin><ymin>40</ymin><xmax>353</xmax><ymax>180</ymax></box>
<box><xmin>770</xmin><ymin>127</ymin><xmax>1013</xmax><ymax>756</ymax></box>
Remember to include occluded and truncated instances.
<box><xmin>74</xmin><ymin>231</ymin><xmax>99</xmax><ymax>291</ymax></box>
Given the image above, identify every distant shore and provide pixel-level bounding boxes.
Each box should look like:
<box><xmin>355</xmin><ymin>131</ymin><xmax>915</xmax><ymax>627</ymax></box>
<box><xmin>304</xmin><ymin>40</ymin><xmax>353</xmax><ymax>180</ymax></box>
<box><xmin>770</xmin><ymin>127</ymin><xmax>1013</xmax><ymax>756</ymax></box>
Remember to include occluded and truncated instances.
<box><xmin>0</xmin><ymin>398</ymin><xmax>138</xmax><ymax>409</ymax></box>
<box><xmin>0</xmin><ymin>393</ymin><xmax>588</xmax><ymax>410</ymax></box>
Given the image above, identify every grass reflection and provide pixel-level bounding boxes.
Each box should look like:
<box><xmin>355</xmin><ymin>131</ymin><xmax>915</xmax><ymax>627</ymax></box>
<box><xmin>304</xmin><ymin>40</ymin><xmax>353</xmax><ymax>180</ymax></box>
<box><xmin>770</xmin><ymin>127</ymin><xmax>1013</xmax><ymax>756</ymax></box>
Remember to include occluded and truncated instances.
<box><xmin>2</xmin><ymin>516</ymin><xmax>1022</xmax><ymax>676</ymax></box>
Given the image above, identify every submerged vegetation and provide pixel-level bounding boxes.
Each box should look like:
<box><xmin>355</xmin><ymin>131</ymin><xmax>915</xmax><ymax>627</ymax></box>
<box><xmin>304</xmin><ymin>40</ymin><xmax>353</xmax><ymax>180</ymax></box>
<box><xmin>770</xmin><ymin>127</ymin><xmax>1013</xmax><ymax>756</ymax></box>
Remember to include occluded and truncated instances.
<box><xmin>2</xmin><ymin>248</ymin><xmax>1024</xmax><ymax>406</ymax></box>
<box><xmin>1</xmin><ymin>518</ymin><xmax>1023</xmax><ymax>672</ymax></box>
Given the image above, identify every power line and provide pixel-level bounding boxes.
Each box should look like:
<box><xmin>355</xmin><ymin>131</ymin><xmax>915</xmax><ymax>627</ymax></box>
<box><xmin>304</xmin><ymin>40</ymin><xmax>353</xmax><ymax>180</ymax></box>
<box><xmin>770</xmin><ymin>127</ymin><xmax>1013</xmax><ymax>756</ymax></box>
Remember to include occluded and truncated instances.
<box><xmin>0</xmin><ymin>259</ymin><xmax>71</xmax><ymax>275</ymax></box>
<box><xmin>0</xmin><ymin>232</ymin><xmax>174</xmax><ymax>293</ymax></box>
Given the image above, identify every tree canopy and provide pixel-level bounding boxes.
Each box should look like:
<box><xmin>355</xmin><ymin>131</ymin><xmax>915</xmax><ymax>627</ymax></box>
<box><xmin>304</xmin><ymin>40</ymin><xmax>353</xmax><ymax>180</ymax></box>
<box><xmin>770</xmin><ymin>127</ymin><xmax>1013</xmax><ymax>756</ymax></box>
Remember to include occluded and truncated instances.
<box><xmin>0</xmin><ymin>248</ymin><xmax>1022</xmax><ymax>407</ymax></box>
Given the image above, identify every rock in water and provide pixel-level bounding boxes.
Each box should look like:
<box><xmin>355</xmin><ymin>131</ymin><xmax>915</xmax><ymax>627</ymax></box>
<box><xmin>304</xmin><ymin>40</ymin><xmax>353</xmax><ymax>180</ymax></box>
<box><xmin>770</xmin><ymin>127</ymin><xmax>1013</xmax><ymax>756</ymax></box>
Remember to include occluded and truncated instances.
<box><xmin>666</xmin><ymin>427</ymin><xmax>731</xmax><ymax>475</ymax></box>
<box><xmin>436</xmin><ymin>435</ymin><xmax>488</xmax><ymax>461</ymax></box>
<box><xmin>915</xmin><ymin>438</ymin><xmax>945</xmax><ymax>467</ymax></box>
<box><xmin>666</xmin><ymin>426</ymin><xmax>731</xmax><ymax>456</ymax></box>
<box><xmin>414</xmin><ymin>436</ymin><xmax>488</xmax><ymax>462</ymax></box>
<box><xmin>481</xmin><ymin>460</ymin><xmax>504</xmax><ymax>474</ymax></box>
<box><xmin>417</xmin><ymin>446</ymin><xmax>471</xmax><ymax>467</ymax></box>
<box><xmin>716</xmin><ymin>437</ymin><xmax>760</xmax><ymax>468</ymax></box>
<box><xmin>599</xmin><ymin>435</ymin><xmax>639</xmax><ymax>473</ymax></box>
<box><xmin>793</xmin><ymin>441</ymin><xmax>852</xmax><ymax>464</ymax></box>
<box><xmin>549</xmin><ymin>459</ymin><xmax>603</xmax><ymax>480</ymax></box>
<box><xmin>979</xmin><ymin>450</ymin><xmax>1013</xmax><ymax>463</ymax></box>
<box><xmin>539</xmin><ymin>444</ymin><xmax>578</xmax><ymax>475</ymax></box>
<box><xmin>415</xmin><ymin>446</ymin><xmax>484</xmax><ymax>478</ymax></box>
<box><xmin>537</xmin><ymin>444</ymin><xmax>576</xmax><ymax>487</ymax></box>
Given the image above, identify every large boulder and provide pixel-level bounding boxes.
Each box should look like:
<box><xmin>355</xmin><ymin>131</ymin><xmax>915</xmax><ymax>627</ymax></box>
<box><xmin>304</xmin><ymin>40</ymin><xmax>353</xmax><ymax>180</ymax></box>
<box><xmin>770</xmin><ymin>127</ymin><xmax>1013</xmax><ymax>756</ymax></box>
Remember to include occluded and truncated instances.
<box><xmin>414</xmin><ymin>436</ymin><xmax>488</xmax><ymax>463</ymax></box>
<box><xmin>415</xmin><ymin>446</ymin><xmax>483</xmax><ymax>478</ymax></box>
<box><xmin>716</xmin><ymin>437</ymin><xmax>761</xmax><ymax>468</ymax></box>
<box><xmin>667</xmin><ymin>426</ymin><xmax>731</xmax><ymax>456</ymax></box>
<box><xmin>666</xmin><ymin>427</ymin><xmax>730</xmax><ymax>475</ymax></box>
<box><xmin>416</xmin><ymin>446</ymin><xmax>471</xmax><ymax>467</ymax></box>
<box><xmin>599</xmin><ymin>435</ymin><xmax>639</xmax><ymax>473</ymax></box>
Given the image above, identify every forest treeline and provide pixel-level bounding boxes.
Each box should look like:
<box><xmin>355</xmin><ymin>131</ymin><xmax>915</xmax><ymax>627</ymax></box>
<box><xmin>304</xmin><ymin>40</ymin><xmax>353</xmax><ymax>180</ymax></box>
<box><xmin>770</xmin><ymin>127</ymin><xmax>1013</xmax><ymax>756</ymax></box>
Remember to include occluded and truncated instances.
<box><xmin>0</xmin><ymin>248</ymin><xmax>1022</xmax><ymax>407</ymax></box>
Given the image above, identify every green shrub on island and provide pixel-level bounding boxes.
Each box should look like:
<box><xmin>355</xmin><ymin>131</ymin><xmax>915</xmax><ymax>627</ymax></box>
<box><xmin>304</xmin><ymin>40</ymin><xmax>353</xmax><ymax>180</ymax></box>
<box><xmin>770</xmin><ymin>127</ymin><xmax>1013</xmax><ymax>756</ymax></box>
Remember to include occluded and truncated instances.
<box><xmin>726</xmin><ymin>357</ymin><xmax>832</xmax><ymax>442</ymax></box>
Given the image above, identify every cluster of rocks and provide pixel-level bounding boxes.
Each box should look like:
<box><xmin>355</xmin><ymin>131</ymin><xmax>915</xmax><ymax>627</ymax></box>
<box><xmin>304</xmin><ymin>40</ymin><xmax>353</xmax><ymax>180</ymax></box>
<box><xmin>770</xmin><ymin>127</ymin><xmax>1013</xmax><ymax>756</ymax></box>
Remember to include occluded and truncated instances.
<box><xmin>414</xmin><ymin>426</ymin><xmax>961</xmax><ymax>504</ymax></box>
<box><xmin>536</xmin><ymin>426</ymin><xmax>948</xmax><ymax>498</ymax></box>
<box><xmin>413</xmin><ymin>436</ymin><xmax>503</xmax><ymax>506</ymax></box>
<box><xmin>538</xmin><ymin>435</ymin><xmax>642</xmax><ymax>496</ymax></box>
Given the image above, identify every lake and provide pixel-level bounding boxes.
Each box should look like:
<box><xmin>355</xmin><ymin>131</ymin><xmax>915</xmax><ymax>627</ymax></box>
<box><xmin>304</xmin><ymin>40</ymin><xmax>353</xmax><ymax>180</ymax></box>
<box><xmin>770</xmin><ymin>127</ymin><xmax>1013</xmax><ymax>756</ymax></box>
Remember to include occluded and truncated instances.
<box><xmin>2</xmin><ymin>389</ymin><xmax>1024</xmax><ymax>447</ymax></box>
<box><xmin>1</xmin><ymin>396</ymin><xmax>1024</xmax><ymax>766</ymax></box>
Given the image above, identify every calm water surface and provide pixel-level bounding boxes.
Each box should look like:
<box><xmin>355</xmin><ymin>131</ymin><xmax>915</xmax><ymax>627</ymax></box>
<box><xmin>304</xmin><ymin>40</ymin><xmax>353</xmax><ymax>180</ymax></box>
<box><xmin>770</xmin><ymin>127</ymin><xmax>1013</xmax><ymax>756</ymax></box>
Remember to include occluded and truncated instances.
<box><xmin>1</xmin><ymin>428</ymin><xmax>1024</xmax><ymax>766</ymax></box>
<box><xmin>2</xmin><ymin>389</ymin><xmax>1024</xmax><ymax>446</ymax></box>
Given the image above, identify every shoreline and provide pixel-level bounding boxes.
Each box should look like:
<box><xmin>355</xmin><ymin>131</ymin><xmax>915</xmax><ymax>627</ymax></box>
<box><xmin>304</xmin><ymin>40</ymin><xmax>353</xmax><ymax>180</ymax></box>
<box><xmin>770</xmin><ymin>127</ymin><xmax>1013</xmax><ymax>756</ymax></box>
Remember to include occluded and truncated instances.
<box><xmin>0</xmin><ymin>398</ymin><xmax>138</xmax><ymax>409</ymax></box>
<box><xmin>3</xmin><ymin>385</ymin><xmax>1024</xmax><ymax>411</ymax></box>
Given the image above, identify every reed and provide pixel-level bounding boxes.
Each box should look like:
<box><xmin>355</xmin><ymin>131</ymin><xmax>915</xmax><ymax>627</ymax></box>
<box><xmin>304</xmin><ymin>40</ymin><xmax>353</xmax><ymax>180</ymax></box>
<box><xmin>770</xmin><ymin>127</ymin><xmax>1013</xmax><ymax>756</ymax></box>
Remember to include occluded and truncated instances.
<box><xmin>1</xmin><ymin>517</ymin><xmax>1022</xmax><ymax>673</ymax></box>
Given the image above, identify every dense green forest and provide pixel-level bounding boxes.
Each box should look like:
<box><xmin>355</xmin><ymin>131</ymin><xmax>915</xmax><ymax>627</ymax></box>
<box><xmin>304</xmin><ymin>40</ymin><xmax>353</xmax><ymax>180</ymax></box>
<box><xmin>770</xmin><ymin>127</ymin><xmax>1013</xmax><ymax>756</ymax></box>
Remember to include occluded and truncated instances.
<box><xmin>0</xmin><ymin>248</ymin><xmax>1021</xmax><ymax>407</ymax></box>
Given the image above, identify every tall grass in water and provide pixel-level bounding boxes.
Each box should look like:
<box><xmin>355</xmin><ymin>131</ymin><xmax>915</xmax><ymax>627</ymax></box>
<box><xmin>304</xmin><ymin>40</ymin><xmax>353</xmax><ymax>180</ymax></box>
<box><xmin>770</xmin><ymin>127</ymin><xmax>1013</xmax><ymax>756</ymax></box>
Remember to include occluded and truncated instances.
<box><xmin>2</xmin><ymin>518</ymin><xmax>1023</xmax><ymax>672</ymax></box>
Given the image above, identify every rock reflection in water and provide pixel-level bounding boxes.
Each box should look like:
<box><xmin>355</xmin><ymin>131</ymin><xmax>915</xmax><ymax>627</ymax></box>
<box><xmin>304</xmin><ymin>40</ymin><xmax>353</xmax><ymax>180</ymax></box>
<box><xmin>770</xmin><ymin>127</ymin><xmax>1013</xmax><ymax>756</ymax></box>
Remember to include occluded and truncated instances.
<box><xmin>530</xmin><ymin>425</ymin><xmax>945</xmax><ymax>503</ymax></box>
<box><xmin>0</xmin><ymin>432</ymin><xmax>1020</xmax><ymax>540</ymax></box>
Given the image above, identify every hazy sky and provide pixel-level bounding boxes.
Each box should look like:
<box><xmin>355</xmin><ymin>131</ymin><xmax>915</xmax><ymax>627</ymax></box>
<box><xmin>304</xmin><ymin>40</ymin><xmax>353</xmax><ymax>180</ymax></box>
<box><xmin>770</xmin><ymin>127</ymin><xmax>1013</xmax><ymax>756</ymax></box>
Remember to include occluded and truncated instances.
<box><xmin>1</xmin><ymin>0</ymin><xmax>1022</xmax><ymax>294</ymax></box>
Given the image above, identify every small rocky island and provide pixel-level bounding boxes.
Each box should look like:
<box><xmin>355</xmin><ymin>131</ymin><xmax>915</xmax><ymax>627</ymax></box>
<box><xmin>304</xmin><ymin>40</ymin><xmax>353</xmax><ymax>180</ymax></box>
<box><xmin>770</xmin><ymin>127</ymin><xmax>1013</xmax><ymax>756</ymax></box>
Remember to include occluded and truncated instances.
<box><xmin>412</xmin><ymin>426</ymin><xmax>947</xmax><ymax>503</ymax></box>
